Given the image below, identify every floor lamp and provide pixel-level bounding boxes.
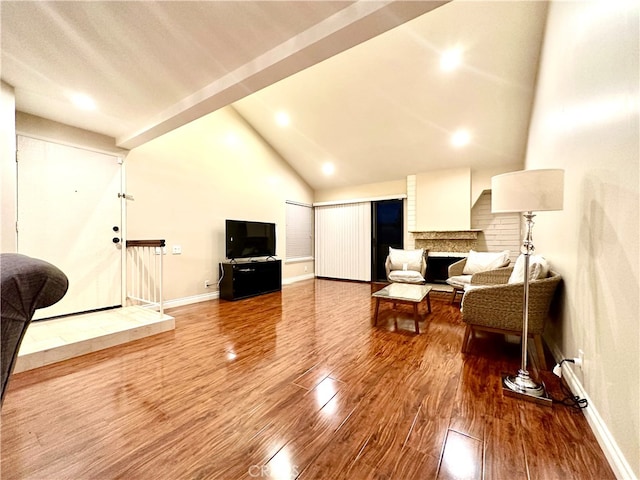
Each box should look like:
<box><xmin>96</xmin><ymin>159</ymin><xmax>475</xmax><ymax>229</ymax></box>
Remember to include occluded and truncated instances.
<box><xmin>491</xmin><ymin>169</ymin><xmax>564</xmax><ymax>404</ymax></box>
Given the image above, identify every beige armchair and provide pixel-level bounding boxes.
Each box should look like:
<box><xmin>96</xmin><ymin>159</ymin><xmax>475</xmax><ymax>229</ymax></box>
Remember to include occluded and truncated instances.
<box><xmin>384</xmin><ymin>248</ymin><xmax>427</xmax><ymax>284</ymax></box>
<box><xmin>460</xmin><ymin>266</ymin><xmax>562</xmax><ymax>370</ymax></box>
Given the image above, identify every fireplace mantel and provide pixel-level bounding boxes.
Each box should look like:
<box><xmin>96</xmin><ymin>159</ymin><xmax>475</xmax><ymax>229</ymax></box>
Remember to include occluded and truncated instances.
<box><xmin>411</xmin><ymin>230</ymin><xmax>482</xmax><ymax>253</ymax></box>
<box><xmin>411</xmin><ymin>230</ymin><xmax>481</xmax><ymax>240</ymax></box>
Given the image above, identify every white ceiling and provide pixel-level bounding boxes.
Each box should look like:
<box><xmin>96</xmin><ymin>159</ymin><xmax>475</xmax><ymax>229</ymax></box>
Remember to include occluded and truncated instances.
<box><xmin>2</xmin><ymin>1</ymin><xmax>548</xmax><ymax>191</ymax></box>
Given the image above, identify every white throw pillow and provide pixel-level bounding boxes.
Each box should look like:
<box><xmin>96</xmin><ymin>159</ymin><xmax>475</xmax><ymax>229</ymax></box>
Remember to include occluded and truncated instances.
<box><xmin>462</xmin><ymin>250</ymin><xmax>510</xmax><ymax>275</ymax></box>
<box><xmin>508</xmin><ymin>254</ymin><xmax>549</xmax><ymax>284</ymax></box>
<box><xmin>388</xmin><ymin>247</ymin><xmax>424</xmax><ymax>272</ymax></box>
<box><xmin>388</xmin><ymin>270</ymin><xmax>425</xmax><ymax>284</ymax></box>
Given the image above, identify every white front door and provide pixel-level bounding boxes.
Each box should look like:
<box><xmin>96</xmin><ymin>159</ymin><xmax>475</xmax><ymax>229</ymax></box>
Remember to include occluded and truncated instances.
<box><xmin>17</xmin><ymin>135</ymin><xmax>123</xmax><ymax>319</ymax></box>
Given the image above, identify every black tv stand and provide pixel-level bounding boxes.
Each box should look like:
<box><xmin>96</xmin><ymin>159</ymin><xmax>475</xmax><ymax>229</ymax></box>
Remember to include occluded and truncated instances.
<box><xmin>219</xmin><ymin>259</ymin><xmax>282</xmax><ymax>301</ymax></box>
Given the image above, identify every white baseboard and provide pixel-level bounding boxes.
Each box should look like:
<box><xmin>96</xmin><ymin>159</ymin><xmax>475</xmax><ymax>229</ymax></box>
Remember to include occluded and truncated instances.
<box><xmin>547</xmin><ymin>340</ymin><xmax>637</xmax><ymax>480</ymax></box>
<box><xmin>161</xmin><ymin>275</ymin><xmax>314</xmax><ymax>308</ymax></box>
<box><xmin>163</xmin><ymin>291</ymin><xmax>219</xmax><ymax>309</ymax></box>
<box><xmin>283</xmin><ymin>273</ymin><xmax>315</xmax><ymax>285</ymax></box>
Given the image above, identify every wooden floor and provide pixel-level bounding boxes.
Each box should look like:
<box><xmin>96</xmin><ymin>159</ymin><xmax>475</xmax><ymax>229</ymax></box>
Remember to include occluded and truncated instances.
<box><xmin>1</xmin><ymin>279</ymin><xmax>614</xmax><ymax>479</ymax></box>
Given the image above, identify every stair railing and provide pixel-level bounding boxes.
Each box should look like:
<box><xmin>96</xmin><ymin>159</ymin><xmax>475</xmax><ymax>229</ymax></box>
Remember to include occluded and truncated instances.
<box><xmin>125</xmin><ymin>240</ymin><xmax>165</xmax><ymax>316</ymax></box>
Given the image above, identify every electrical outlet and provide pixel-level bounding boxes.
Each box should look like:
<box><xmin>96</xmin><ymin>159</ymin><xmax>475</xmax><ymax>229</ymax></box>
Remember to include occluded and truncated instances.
<box><xmin>172</xmin><ymin>245</ymin><xmax>182</xmax><ymax>254</ymax></box>
<box><xmin>204</xmin><ymin>280</ymin><xmax>211</xmax><ymax>288</ymax></box>
<box><xmin>304</xmin><ymin>266</ymin><xmax>308</xmax><ymax>272</ymax></box>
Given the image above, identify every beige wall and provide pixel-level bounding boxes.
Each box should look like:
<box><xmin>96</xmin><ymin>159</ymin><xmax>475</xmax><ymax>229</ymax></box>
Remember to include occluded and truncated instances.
<box><xmin>1</xmin><ymin>82</ymin><xmax>17</xmax><ymax>252</ymax></box>
<box><xmin>126</xmin><ymin>106</ymin><xmax>314</xmax><ymax>301</ymax></box>
<box><xmin>313</xmin><ymin>179</ymin><xmax>405</xmax><ymax>204</ymax></box>
<box><xmin>526</xmin><ymin>1</ymin><xmax>639</xmax><ymax>477</ymax></box>
<box><xmin>416</xmin><ymin>167</ymin><xmax>470</xmax><ymax>231</ymax></box>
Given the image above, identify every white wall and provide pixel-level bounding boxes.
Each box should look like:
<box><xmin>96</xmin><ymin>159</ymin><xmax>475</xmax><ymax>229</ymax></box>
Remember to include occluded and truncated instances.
<box><xmin>16</xmin><ymin>112</ymin><xmax>127</xmax><ymax>156</ymax></box>
<box><xmin>526</xmin><ymin>2</ymin><xmax>639</xmax><ymax>478</ymax></box>
<box><xmin>471</xmin><ymin>191</ymin><xmax>520</xmax><ymax>262</ymax></box>
<box><xmin>1</xmin><ymin>82</ymin><xmax>17</xmax><ymax>252</ymax></box>
<box><xmin>125</xmin><ymin>106</ymin><xmax>314</xmax><ymax>301</ymax></box>
<box><xmin>415</xmin><ymin>167</ymin><xmax>470</xmax><ymax>231</ymax></box>
<box><xmin>471</xmin><ymin>163</ymin><xmax>523</xmax><ymax>206</ymax></box>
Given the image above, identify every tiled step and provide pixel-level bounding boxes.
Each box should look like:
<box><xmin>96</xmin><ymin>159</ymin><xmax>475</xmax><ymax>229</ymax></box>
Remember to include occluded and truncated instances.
<box><xmin>15</xmin><ymin>306</ymin><xmax>175</xmax><ymax>373</ymax></box>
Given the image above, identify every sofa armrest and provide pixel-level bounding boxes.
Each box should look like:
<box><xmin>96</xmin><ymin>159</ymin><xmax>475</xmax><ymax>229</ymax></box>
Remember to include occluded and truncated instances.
<box><xmin>1</xmin><ymin>254</ymin><xmax>68</xmax><ymax>405</ymax></box>
<box><xmin>448</xmin><ymin>258</ymin><xmax>466</xmax><ymax>277</ymax></box>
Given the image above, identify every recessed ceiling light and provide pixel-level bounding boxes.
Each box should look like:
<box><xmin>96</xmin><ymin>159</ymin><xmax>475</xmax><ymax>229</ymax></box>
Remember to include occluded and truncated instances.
<box><xmin>451</xmin><ymin>129</ymin><xmax>471</xmax><ymax>148</ymax></box>
<box><xmin>322</xmin><ymin>162</ymin><xmax>335</xmax><ymax>175</ymax></box>
<box><xmin>440</xmin><ymin>48</ymin><xmax>462</xmax><ymax>72</ymax></box>
<box><xmin>275</xmin><ymin>111</ymin><xmax>290</xmax><ymax>127</ymax></box>
<box><xmin>70</xmin><ymin>93</ymin><xmax>96</xmax><ymax>111</ymax></box>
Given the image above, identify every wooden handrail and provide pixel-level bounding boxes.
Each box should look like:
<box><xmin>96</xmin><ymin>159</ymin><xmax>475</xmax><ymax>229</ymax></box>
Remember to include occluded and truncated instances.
<box><xmin>126</xmin><ymin>239</ymin><xmax>165</xmax><ymax>248</ymax></box>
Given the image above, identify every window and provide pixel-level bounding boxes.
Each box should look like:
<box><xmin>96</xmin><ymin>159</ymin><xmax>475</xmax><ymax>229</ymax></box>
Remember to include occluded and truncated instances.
<box><xmin>285</xmin><ymin>201</ymin><xmax>313</xmax><ymax>261</ymax></box>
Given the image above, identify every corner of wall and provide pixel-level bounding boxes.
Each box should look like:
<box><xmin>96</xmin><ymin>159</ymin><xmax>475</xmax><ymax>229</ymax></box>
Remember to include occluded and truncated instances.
<box><xmin>1</xmin><ymin>82</ymin><xmax>17</xmax><ymax>252</ymax></box>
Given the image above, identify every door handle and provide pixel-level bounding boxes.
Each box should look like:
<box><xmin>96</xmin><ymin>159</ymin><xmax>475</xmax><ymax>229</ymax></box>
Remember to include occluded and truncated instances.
<box><xmin>112</xmin><ymin>237</ymin><xmax>121</xmax><ymax>244</ymax></box>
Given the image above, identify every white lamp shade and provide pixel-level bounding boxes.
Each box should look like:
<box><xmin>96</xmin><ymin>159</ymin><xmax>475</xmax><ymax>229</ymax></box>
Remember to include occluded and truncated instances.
<box><xmin>491</xmin><ymin>169</ymin><xmax>564</xmax><ymax>213</ymax></box>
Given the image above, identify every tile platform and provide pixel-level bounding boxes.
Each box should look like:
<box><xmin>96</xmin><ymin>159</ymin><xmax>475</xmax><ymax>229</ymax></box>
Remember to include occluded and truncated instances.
<box><xmin>15</xmin><ymin>306</ymin><xmax>175</xmax><ymax>373</ymax></box>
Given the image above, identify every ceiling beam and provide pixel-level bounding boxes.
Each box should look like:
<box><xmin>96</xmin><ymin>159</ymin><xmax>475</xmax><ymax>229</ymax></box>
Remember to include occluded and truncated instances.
<box><xmin>117</xmin><ymin>0</ymin><xmax>448</xmax><ymax>149</ymax></box>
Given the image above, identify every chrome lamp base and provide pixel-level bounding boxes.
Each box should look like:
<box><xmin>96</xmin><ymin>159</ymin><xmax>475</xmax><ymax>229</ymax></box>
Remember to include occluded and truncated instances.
<box><xmin>502</xmin><ymin>369</ymin><xmax>552</xmax><ymax>406</ymax></box>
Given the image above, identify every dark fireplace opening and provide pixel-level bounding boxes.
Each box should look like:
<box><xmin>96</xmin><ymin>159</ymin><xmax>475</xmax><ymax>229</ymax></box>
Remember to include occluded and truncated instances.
<box><xmin>426</xmin><ymin>256</ymin><xmax>465</xmax><ymax>284</ymax></box>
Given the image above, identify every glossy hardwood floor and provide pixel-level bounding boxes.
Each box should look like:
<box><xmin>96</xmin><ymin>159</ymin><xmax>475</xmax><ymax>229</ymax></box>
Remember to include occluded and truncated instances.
<box><xmin>1</xmin><ymin>279</ymin><xmax>614</xmax><ymax>479</ymax></box>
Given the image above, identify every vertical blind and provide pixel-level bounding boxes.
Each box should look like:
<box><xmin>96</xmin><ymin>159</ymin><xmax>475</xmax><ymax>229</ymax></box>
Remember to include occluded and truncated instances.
<box><xmin>285</xmin><ymin>201</ymin><xmax>313</xmax><ymax>260</ymax></box>
<box><xmin>315</xmin><ymin>202</ymin><xmax>371</xmax><ymax>281</ymax></box>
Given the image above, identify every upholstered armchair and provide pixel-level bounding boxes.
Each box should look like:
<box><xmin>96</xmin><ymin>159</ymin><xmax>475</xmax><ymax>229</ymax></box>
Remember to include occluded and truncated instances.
<box><xmin>460</xmin><ymin>266</ymin><xmax>561</xmax><ymax>370</ymax></box>
<box><xmin>446</xmin><ymin>250</ymin><xmax>511</xmax><ymax>304</ymax></box>
<box><xmin>385</xmin><ymin>247</ymin><xmax>427</xmax><ymax>284</ymax></box>
<box><xmin>1</xmin><ymin>253</ymin><xmax>68</xmax><ymax>406</ymax></box>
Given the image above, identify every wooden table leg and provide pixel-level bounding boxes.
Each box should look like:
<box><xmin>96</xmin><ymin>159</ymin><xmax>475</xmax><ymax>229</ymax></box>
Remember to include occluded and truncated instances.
<box><xmin>413</xmin><ymin>303</ymin><xmax>420</xmax><ymax>334</ymax></box>
<box><xmin>426</xmin><ymin>292</ymin><xmax>432</xmax><ymax>313</ymax></box>
<box><xmin>374</xmin><ymin>298</ymin><xmax>380</xmax><ymax>326</ymax></box>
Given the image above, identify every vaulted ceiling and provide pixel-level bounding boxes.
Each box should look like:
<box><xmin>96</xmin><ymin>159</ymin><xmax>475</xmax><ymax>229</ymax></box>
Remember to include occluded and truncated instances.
<box><xmin>2</xmin><ymin>1</ymin><xmax>548</xmax><ymax>191</ymax></box>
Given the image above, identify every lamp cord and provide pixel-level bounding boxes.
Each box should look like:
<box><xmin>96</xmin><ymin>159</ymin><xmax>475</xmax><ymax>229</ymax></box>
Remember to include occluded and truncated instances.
<box><xmin>550</xmin><ymin>359</ymin><xmax>588</xmax><ymax>409</ymax></box>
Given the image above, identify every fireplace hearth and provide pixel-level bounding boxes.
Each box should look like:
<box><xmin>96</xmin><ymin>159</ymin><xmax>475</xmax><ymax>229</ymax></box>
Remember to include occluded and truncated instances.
<box><xmin>425</xmin><ymin>255</ymin><xmax>465</xmax><ymax>283</ymax></box>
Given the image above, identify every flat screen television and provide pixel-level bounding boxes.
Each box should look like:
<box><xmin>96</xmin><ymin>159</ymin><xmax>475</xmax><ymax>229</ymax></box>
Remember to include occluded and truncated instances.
<box><xmin>225</xmin><ymin>219</ymin><xmax>276</xmax><ymax>260</ymax></box>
